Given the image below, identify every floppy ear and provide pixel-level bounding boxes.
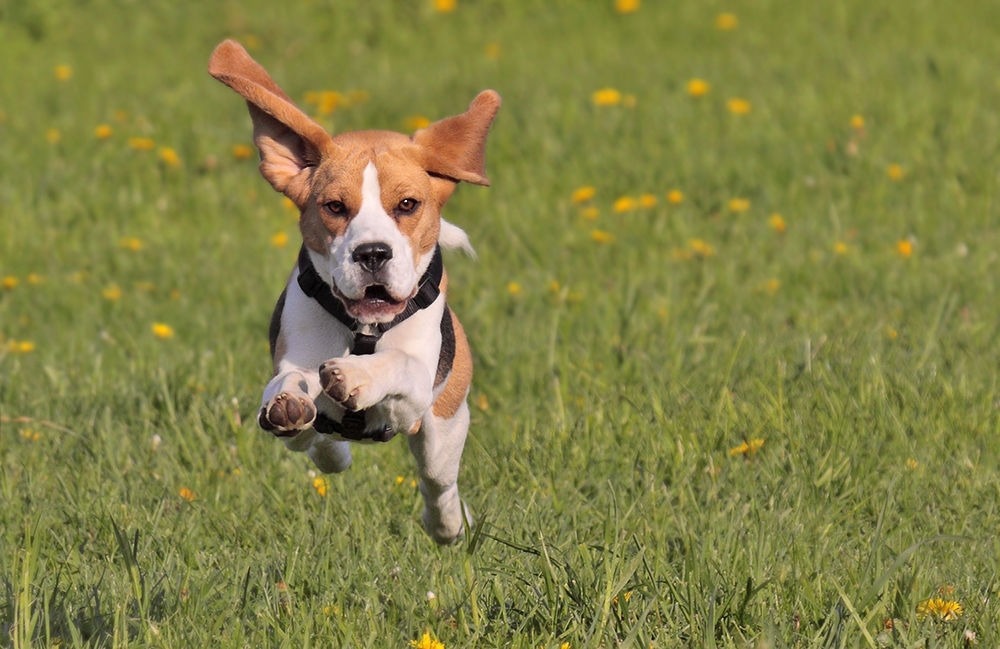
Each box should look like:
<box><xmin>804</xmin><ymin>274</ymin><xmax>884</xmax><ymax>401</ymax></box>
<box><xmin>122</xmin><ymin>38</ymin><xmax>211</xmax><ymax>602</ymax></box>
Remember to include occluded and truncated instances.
<box><xmin>412</xmin><ymin>90</ymin><xmax>501</xmax><ymax>186</ymax></box>
<box><xmin>208</xmin><ymin>40</ymin><xmax>337</xmax><ymax>200</ymax></box>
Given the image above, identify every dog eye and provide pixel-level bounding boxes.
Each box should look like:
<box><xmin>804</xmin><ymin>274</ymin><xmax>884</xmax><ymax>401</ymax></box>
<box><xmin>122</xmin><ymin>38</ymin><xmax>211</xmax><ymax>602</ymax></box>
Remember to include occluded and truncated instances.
<box><xmin>397</xmin><ymin>198</ymin><xmax>419</xmax><ymax>214</ymax></box>
<box><xmin>324</xmin><ymin>200</ymin><xmax>347</xmax><ymax>216</ymax></box>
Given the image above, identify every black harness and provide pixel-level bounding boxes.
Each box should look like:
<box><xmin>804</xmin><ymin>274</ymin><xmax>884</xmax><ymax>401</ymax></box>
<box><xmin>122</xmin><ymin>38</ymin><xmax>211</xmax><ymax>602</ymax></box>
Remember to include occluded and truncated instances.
<box><xmin>293</xmin><ymin>244</ymin><xmax>450</xmax><ymax>443</ymax></box>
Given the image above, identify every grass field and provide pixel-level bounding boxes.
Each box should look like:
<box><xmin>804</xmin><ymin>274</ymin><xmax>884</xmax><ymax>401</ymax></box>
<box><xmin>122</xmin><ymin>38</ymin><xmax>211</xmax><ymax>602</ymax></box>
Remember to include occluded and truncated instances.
<box><xmin>3</xmin><ymin>0</ymin><xmax>1000</xmax><ymax>646</ymax></box>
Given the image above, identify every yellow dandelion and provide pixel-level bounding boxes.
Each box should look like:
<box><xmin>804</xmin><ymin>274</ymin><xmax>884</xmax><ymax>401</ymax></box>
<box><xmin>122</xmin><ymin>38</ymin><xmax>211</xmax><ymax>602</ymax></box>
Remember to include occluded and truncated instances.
<box><xmin>764</xmin><ymin>278</ymin><xmax>780</xmax><ymax>294</ymax></box>
<box><xmin>666</xmin><ymin>189</ymin><xmax>684</xmax><ymax>205</ymax></box>
<box><xmin>395</xmin><ymin>475</ymin><xmax>405</xmax><ymax>485</ymax></box>
<box><xmin>410</xmin><ymin>632</ymin><xmax>445</xmax><ymax>649</ymax></box>
<box><xmin>476</xmin><ymin>393</ymin><xmax>489</xmax><ymax>411</ymax></box>
<box><xmin>638</xmin><ymin>193</ymin><xmax>658</xmax><ymax>208</ymax></box>
<box><xmin>54</xmin><ymin>65</ymin><xmax>72</xmax><ymax>81</ymax></box>
<box><xmin>715</xmin><ymin>13</ymin><xmax>738</xmax><ymax>30</ymax></box>
<box><xmin>433</xmin><ymin>0</ymin><xmax>456</xmax><ymax>13</ymax></box>
<box><xmin>887</xmin><ymin>164</ymin><xmax>905</xmax><ymax>181</ymax></box>
<box><xmin>886</xmin><ymin>327</ymin><xmax>898</xmax><ymax>339</ymax></box>
<box><xmin>548</xmin><ymin>279</ymin><xmax>561</xmax><ymax>293</ymax></box>
<box><xmin>158</xmin><ymin>147</ymin><xmax>181</xmax><ymax>168</ymax></box>
<box><xmin>622</xmin><ymin>94</ymin><xmax>637</xmax><ymax>108</ymax></box>
<box><xmin>405</xmin><ymin>115</ymin><xmax>432</xmax><ymax>131</ymax></box>
<box><xmin>152</xmin><ymin>323</ymin><xmax>175</xmax><ymax>340</ymax></box>
<box><xmin>271</xmin><ymin>232</ymin><xmax>289</xmax><ymax>248</ymax></box>
<box><xmin>129</xmin><ymin>137</ymin><xmax>155</xmax><ymax>151</ymax></box>
<box><xmin>46</xmin><ymin>128</ymin><xmax>61</xmax><ymax>144</ymax></box>
<box><xmin>318</xmin><ymin>91</ymin><xmax>344</xmax><ymax>116</ymax></box>
<box><xmin>896</xmin><ymin>239</ymin><xmax>913</xmax><ymax>258</ymax></box>
<box><xmin>572</xmin><ymin>186</ymin><xmax>596</xmax><ymax>203</ymax></box>
<box><xmin>560</xmin><ymin>643</ymin><xmax>571</xmax><ymax>649</ymax></box>
<box><xmin>282</xmin><ymin>196</ymin><xmax>298</xmax><ymax>213</ymax></box>
<box><xmin>613</xmin><ymin>196</ymin><xmax>637</xmax><ymax>213</ymax></box>
<box><xmin>591</xmin><ymin>229</ymin><xmax>615</xmax><ymax>244</ymax></box>
<box><xmin>119</xmin><ymin>237</ymin><xmax>143</xmax><ymax>252</ymax></box>
<box><xmin>728</xmin><ymin>198</ymin><xmax>750</xmax><ymax>213</ymax></box>
<box><xmin>21</xmin><ymin>428</ymin><xmax>41</xmax><ymax>441</ymax></box>
<box><xmin>688</xmin><ymin>238</ymin><xmax>714</xmax><ymax>258</ymax></box>
<box><xmin>768</xmin><ymin>213</ymin><xmax>787</xmax><ymax>233</ymax></box>
<box><xmin>313</xmin><ymin>476</ymin><xmax>329</xmax><ymax>496</ymax></box>
<box><xmin>833</xmin><ymin>241</ymin><xmax>849</xmax><ymax>255</ymax></box>
<box><xmin>729</xmin><ymin>438</ymin><xmax>764</xmax><ymax>457</ymax></box>
<box><xmin>102</xmin><ymin>284</ymin><xmax>122</xmax><ymax>301</ymax></box>
<box><xmin>615</xmin><ymin>0</ymin><xmax>640</xmax><ymax>13</ymax></box>
<box><xmin>2</xmin><ymin>276</ymin><xmax>18</xmax><ymax>290</ymax></box>
<box><xmin>917</xmin><ymin>598</ymin><xmax>962</xmax><ymax>622</ymax></box>
<box><xmin>850</xmin><ymin>115</ymin><xmax>865</xmax><ymax>130</ymax></box>
<box><xmin>592</xmin><ymin>88</ymin><xmax>622</xmax><ymax>106</ymax></box>
<box><xmin>232</xmin><ymin>144</ymin><xmax>253</xmax><ymax>160</ymax></box>
<box><xmin>507</xmin><ymin>281</ymin><xmax>522</xmax><ymax>295</ymax></box>
<box><xmin>905</xmin><ymin>458</ymin><xmax>918</xmax><ymax>470</ymax></box>
<box><xmin>727</xmin><ymin>98</ymin><xmax>752</xmax><ymax>115</ymax></box>
<box><xmin>580</xmin><ymin>206</ymin><xmax>599</xmax><ymax>220</ymax></box>
<box><xmin>178</xmin><ymin>487</ymin><xmax>195</xmax><ymax>502</ymax></box>
<box><xmin>484</xmin><ymin>43</ymin><xmax>501</xmax><ymax>60</ymax></box>
<box><xmin>26</xmin><ymin>274</ymin><xmax>44</xmax><ymax>285</ymax></box>
<box><xmin>14</xmin><ymin>341</ymin><xmax>35</xmax><ymax>354</ymax></box>
<box><xmin>687</xmin><ymin>79</ymin><xmax>711</xmax><ymax>98</ymax></box>
<box><xmin>95</xmin><ymin>124</ymin><xmax>113</xmax><ymax>140</ymax></box>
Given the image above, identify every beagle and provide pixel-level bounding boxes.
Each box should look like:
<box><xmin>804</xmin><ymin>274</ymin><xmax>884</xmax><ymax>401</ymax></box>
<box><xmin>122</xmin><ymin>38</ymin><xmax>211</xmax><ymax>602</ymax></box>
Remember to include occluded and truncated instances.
<box><xmin>209</xmin><ymin>40</ymin><xmax>499</xmax><ymax>544</ymax></box>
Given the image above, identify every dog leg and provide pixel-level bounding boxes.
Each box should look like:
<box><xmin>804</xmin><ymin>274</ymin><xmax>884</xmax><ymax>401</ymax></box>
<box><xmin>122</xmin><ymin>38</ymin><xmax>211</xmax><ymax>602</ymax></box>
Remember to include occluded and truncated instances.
<box><xmin>407</xmin><ymin>400</ymin><xmax>471</xmax><ymax>544</ymax></box>
<box><xmin>319</xmin><ymin>350</ymin><xmax>434</xmax><ymax>430</ymax></box>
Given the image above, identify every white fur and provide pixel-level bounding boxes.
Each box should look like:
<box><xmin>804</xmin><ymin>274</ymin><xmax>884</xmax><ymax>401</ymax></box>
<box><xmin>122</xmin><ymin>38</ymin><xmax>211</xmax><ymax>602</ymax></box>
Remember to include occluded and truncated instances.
<box><xmin>439</xmin><ymin>219</ymin><xmax>476</xmax><ymax>258</ymax></box>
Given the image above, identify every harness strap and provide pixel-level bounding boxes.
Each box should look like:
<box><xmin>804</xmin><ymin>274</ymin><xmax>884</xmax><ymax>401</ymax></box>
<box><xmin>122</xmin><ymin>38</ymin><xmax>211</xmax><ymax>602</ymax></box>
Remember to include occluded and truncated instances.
<box><xmin>295</xmin><ymin>244</ymin><xmax>444</xmax><ymax>443</ymax></box>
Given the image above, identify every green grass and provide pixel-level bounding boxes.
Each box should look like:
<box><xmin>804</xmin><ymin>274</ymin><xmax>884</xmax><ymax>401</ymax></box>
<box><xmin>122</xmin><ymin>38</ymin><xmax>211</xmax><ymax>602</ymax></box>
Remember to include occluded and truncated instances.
<box><xmin>3</xmin><ymin>0</ymin><xmax>1000</xmax><ymax>646</ymax></box>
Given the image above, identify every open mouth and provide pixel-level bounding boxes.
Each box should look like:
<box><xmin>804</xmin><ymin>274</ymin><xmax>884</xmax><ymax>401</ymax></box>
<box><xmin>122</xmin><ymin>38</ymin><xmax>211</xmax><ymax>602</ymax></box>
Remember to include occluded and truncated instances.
<box><xmin>341</xmin><ymin>284</ymin><xmax>408</xmax><ymax>322</ymax></box>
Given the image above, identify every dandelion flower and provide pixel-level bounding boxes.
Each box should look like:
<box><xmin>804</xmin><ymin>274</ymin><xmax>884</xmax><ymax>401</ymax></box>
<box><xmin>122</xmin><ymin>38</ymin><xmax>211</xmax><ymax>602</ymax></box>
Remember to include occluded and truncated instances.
<box><xmin>21</xmin><ymin>428</ymin><xmax>41</xmax><ymax>441</ymax></box>
<box><xmin>613</xmin><ymin>196</ymin><xmax>637</xmax><ymax>213</ymax></box>
<box><xmin>484</xmin><ymin>43</ymin><xmax>501</xmax><ymax>60</ymax></box>
<box><xmin>282</xmin><ymin>197</ymin><xmax>298</xmax><ymax>213</ymax></box>
<box><xmin>152</xmin><ymin>323</ymin><xmax>175</xmax><ymax>340</ymax></box>
<box><xmin>715</xmin><ymin>13</ymin><xmax>738</xmax><ymax>30</ymax></box>
<box><xmin>271</xmin><ymin>232</ymin><xmax>289</xmax><ymax>248</ymax></box>
<box><xmin>615</xmin><ymin>0</ymin><xmax>640</xmax><ymax>13</ymax></box>
<box><xmin>95</xmin><ymin>124</ymin><xmax>113</xmax><ymax>139</ymax></box>
<box><xmin>507</xmin><ymin>282</ymin><xmax>522</xmax><ymax>295</ymax></box>
<box><xmin>768</xmin><ymin>213</ymin><xmax>787</xmax><ymax>233</ymax></box>
<box><xmin>917</xmin><ymin>598</ymin><xmax>962</xmax><ymax>622</ymax></box>
<box><xmin>666</xmin><ymin>190</ymin><xmax>684</xmax><ymax>205</ymax></box>
<box><xmin>119</xmin><ymin>237</ymin><xmax>144</xmax><ymax>252</ymax></box>
<box><xmin>572</xmin><ymin>186</ymin><xmax>596</xmax><ymax>203</ymax></box>
<box><xmin>46</xmin><ymin>128</ymin><xmax>61</xmax><ymax>144</ymax></box>
<box><xmin>638</xmin><ymin>193</ymin><xmax>658</xmax><ymax>208</ymax></box>
<box><xmin>54</xmin><ymin>65</ymin><xmax>72</xmax><ymax>81</ymax></box>
<box><xmin>405</xmin><ymin>115</ymin><xmax>431</xmax><ymax>131</ymax></box>
<box><xmin>26</xmin><ymin>274</ymin><xmax>44</xmax><ymax>285</ymax></box>
<box><xmin>580</xmin><ymin>206</ymin><xmax>599</xmax><ymax>220</ymax></box>
<box><xmin>102</xmin><ymin>285</ymin><xmax>122</xmax><ymax>301</ymax></box>
<box><xmin>887</xmin><ymin>327</ymin><xmax>898</xmax><ymax>340</ymax></box>
<box><xmin>159</xmin><ymin>147</ymin><xmax>181</xmax><ymax>168</ymax></box>
<box><xmin>232</xmin><ymin>144</ymin><xmax>253</xmax><ymax>160</ymax></box>
<box><xmin>688</xmin><ymin>238</ymin><xmax>714</xmax><ymax>258</ymax></box>
<box><xmin>591</xmin><ymin>229</ymin><xmax>615</xmax><ymax>244</ymax></box>
<box><xmin>887</xmin><ymin>164</ymin><xmax>905</xmax><ymax>181</ymax></box>
<box><xmin>2</xmin><ymin>276</ymin><xmax>18</xmax><ymax>290</ymax></box>
<box><xmin>433</xmin><ymin>0</ymin><xmax>456</xmax><ymax>13</ymax></box>
<box><xmin>728</xmin><ymin>198</ymin><xmax>750</xmax><ymax>213</ymax></box>
<box><xmin>687</xmin><ymin>79</ymin><xmax>711</xmax><ymax>98</ymax></box>
<box><xmin>318</xmin><ymin>91</ymin><xmax>343</xmax><ymax>116</ymax></box>
<box><xmin>178</xmin><ymin>487</ymin><xmax>195</xmax><ymax>502</ymax></box>
<box><xmin>833</xmin><ymin>241</ymin><xmax>849</xmax><ymax>255</ymax></box>
<box><xmin>395</xmin><ymin>475</ymin><xmax>405</xmax><ymax>485</ymax></box>
<box><xmin>764</xmin><ymin>279</ymin><xmax>780</xmax><ymax>294</ymax></box>
<box><xmin>896</xmin><ymin>239</ymin><xmax>913</xmax><ymax>258</ymax></box>
<box><xmin>129</xmin><ymin>137</ymin><xmax>155</xmax><ymax>151</ymax></box>
<box><xmin>313</xmin><ymin>476</ymin><xmax>329</xmax><ymax>496</ymax></box>
<box><xmin>548</xmin><ymin>280</ymin><xmax>561</xmax><ymax>293</ymax></box>
<box><xmin>729</xmin><ymin>438</ymin><xmax>764</xmax><ymax>457</ymax></box>
<box><xmin>727</xmin><ymin>98</ymin><xmax>751</xmax><ymax>115</ymax></box>
<box><xmin>410</xmin><ymin>632</ymin><xmax>445</xmax><ymax>649</ymax></box>
<box><xmin>476</xmin><ymin>393</ymin><xmax>489</xmax><ymax>411</ymax></box>
<box><xmin>13</xmin><ymin>341</ymin><xmax>35</xmax><ymax>354</ymax></box>
<box><xmin>850</xmin><ymin>115</ymin><xmax>865</xmax><ymax>130</ymax></box>
<box><xmin>592</xmin><ymin>88</ymin><xmax>622</xmax><ymax>106</ymax></box>
<box><xmin>906</xmin><ymin>458</ymin><xmax>918</xmax><ymax>469</ymax></box>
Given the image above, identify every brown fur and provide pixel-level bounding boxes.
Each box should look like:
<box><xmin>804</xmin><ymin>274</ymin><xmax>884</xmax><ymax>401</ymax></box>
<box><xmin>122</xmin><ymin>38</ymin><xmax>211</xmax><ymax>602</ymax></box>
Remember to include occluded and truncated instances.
<box><xmin>432</xmin><ymin>309</ymin><xmax>472</xmax><ymax>420</ymax></box>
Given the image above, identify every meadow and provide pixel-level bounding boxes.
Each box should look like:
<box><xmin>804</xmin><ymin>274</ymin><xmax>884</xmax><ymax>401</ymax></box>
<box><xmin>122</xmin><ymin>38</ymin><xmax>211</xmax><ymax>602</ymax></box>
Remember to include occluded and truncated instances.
<box><xmin>2</xmin><ymin>0</ymin><xmax>1000</xmax><ymax>646</ymax></box>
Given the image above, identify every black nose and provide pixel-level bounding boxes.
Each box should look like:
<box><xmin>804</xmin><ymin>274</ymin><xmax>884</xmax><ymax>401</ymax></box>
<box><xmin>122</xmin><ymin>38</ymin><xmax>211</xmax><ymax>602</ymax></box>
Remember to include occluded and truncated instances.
<box><xmin>352</xmin><ymin>242</ymin><xmax>393</xmax><ymax>273</ymax></box>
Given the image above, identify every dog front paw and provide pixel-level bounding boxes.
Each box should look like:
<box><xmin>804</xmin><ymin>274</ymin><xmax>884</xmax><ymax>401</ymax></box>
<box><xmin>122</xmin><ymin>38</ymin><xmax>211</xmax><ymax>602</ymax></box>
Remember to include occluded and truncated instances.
<box><xmin>319</xmin><ymin>358</ymin><xmax>377</xmax><ymax>411</ymax></box>
<box><xmin>258</xmin><ymin>392</ymin><xmax>316</xmax><ymax>436</ymax></box>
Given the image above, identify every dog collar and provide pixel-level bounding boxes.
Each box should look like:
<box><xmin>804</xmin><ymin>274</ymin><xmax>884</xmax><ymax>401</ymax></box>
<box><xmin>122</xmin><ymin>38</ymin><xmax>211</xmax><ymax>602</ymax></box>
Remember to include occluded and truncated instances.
<box><xmin>295</xmin><ymin>244</ymin><xmax>444</xmax><ymax>442</ymax></box>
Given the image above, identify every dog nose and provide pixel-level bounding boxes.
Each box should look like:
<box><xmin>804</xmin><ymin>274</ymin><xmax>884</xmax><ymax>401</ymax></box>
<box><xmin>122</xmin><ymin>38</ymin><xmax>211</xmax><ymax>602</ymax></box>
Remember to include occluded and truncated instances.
<box><xmin>352</xmin><ymin>242</ymin><xmax>393</xmax><ymax>273</ymax></box>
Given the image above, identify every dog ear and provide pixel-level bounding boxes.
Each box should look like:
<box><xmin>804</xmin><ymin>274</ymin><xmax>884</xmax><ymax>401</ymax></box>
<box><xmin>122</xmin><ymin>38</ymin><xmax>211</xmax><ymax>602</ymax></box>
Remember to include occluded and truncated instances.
<box><xmin>412</xmin><ymin>90</ymin><xmax>501</xmax><ymax>186</ymax></box>
<box><xmin>208</xmin><ymin>40</ymin><xmax>337</xmax><ymax>199</ymax></box>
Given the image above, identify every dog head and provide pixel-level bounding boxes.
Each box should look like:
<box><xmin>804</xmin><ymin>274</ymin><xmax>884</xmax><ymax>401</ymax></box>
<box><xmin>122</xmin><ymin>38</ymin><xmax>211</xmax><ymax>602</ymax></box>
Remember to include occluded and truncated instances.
<box><xmin>209</xmin><ymin>40</ymin><xmax>499</xmax><ymax>323</ymax></box>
